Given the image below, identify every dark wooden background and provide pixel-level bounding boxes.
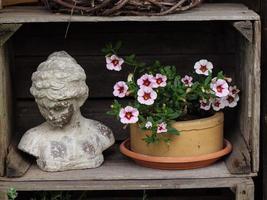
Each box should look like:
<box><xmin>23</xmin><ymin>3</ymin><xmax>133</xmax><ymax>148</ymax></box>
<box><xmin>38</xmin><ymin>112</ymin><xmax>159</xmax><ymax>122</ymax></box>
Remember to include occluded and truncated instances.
<box><xmin>11</xmin><ymin>0</ymin><xmax>265</xmax><ymax>199</ymax></box>
<box><xmin>11</xmin><ymin>22</ymin><xmax>238</xmax><ymax>142</ymax></box>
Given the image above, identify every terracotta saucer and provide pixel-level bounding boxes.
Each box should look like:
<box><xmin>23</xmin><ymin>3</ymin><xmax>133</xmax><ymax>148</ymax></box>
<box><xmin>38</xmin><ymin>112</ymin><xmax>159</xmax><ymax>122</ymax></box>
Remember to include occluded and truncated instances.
<box><xmin>120</xmin><ymin>139</ymin><xmax>232</xmax><ymax>170</ymax></box>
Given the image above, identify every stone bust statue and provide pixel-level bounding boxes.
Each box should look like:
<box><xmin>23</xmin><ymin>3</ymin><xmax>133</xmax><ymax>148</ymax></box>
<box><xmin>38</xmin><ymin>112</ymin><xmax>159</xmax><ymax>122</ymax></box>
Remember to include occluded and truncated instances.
<box><xmin>18</xmin><ymin>51</ymin><xmax>115</xmax><ymax>172</ymax></box>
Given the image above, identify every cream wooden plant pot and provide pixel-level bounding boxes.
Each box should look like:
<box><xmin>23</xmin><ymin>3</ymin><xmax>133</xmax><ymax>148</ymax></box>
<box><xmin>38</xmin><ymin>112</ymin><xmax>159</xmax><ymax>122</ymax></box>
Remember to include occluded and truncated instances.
<box><xmin>130</xmin><ymin>112</ymin><xmax>224</xmax><ymax>157</ymax></box>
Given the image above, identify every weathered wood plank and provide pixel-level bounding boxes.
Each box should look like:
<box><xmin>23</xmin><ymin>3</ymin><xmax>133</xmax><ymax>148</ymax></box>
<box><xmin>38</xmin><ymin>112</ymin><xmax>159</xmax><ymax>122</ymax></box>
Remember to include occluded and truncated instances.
<box><xmin>0</xmin><ymin>4</ymin><xmax>260</xmax><ymax>23</ymax></box>
<box><xmin>261</xmin><ymin>28</ymin><xmax>267</xmax><ymax>200</ymax></box>
<box><xmin>6</xmin><ymin>143</ymin><xmax>32</xmax><ymax>177</ymax></box>
<box><xmin>236</xmin><ymin>20</ymin><xmax>261</xmax><ymax>173</ymax></box>
<box><xmin>233</xmin><ymin>21</ymin><xmax>253</xmax><ymax>42</ymax></box>
<box><xmin>0</xmin><ymin>177</ymin><xmax>253</xmax><ymax>191</ymax></box>
<box><xmin>0</xmin><ymin>24</ymin><xmax>21</xmax><ymax>177</ymax></box>
<box><xmin>242</xmin><ymin>0</ymin><xmax>261</xmax><ymax>12</ymax></box>
<box><xmin>225</xmin><ymin>130</ymin><xmax>251</xmax><ymax>174</ymax></box>
<box><xmin>2</xmin><ymin>0</ymin><xmax>38</xmax><ymax>6</ymax></box>
<box><xmin>0</xmin><ymin>44</ymin><xmax>12</xmax><ymax>177</ymax></box>
<box><xmin>0</xmin><ymin>190</ymin><xmax>8</xmax><ymax>200</ymax></box>
<box><xmin>0</xmin><ymin>144</ymin><xmax>256</xmax><ymax>182</ymax></box>
<box><xmin>235</xmin><ymin>178</ymin><xmax>254</xmax><ymax>200</ymax></box>
<box><xmin>13</xmin><ymin>23</ymin><xmax>236</xmax><ymax>56</ymax></box>
<box><xmin>251</xmin><ymin>20</ymin><xmax>261</xmax><ymax>173</ymax></box>
<box><xmin>0</xmin><ymin>24</ymin><xmax>21</xmax><ymax>46</ymax></box>
<box><xmin>13</xmin><ymin>55</ymin><xmax>236</xmax><ymax>99</ymax></box>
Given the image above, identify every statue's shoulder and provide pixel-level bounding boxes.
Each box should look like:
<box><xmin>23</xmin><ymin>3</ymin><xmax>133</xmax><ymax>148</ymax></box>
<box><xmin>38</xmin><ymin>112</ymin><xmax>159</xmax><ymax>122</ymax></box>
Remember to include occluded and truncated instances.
<box><xmin>18</xmin><ymin>122</ymin><xmax>48</xmax><ymax>157</ymax></box>
<box><xmin>83</xmin><ymin>118</ymin><xmax>115</xmax><ymax>149</ymax></box>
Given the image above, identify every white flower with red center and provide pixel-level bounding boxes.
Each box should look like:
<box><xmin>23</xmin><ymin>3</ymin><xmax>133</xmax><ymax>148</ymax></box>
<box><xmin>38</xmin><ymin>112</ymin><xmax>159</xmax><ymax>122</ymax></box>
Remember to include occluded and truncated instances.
<box><xmin>224</xmin><ymin>94</ymin><xmax>240</xmax><ymax>108</ymax></box>
<box><xmin>153</xmin><ymin>74</ymin><xmax>167</xmax><ymax>88</ymax></box>
<box><xmin>137</xmin><ymin>74</ymin><xmax>156</xmax><ymax>88</ymax></box>
<box><xmin>137</xmin><ymin>87</ymin><xmax>157</xmax><ymax>105</ymax></box>
<box><xmin>119</xmin><ymin>106</ymin><xmax>139</xmax><ymax>124</ymax></box>
<box><xmin>194</xmin><ymin>59</ymin><xmax>213</xmax><ymax>76</ymax></box>
<box><xmin>113</xmin><ymin>81</ymin><xmax>128</xmax><ymax>98</ymax></box>
<box><xmin>199</xmin><ymin>99</ymin><xmax>211</xmax><ymax>110</ymax></box>
<box><xmin>229</xmin><ymin>85</ymin><xmax>240</xmax><ymax>96</ymax></box>
<box><xmin>210</xmin><ymin>79</ymin><xmax>229</xmax><ymax>97</ymax></box>
<box><xmin>181</xmin><ymin>75</ymin><xmax>193</xmax><ymax>87</ymax></box>
<box><xmin>212</xmin><ymin>98</ymin><xmax>226</xmax><ymax>111</ymax></box>
<box><xmin>157</xmin><ymin>122</ymin><xmax>168</xmax><ymax>133</ymax></box>
<box><xmin>145</xmin><ymin>121</ymin><xmax>153</xmax><ymax>129</ymax></box>
<box><xmin>105</xmin><ymin>55</ymin><xmax>124</xmax><ymax>71</ymax></box>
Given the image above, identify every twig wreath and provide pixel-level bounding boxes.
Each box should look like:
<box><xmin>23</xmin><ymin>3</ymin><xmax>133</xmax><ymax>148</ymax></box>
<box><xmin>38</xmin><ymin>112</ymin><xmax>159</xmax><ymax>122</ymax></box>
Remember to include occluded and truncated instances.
<box><xmin>42</xmin><ymin>0</ymin><xmax>203</xmax><ymax>16</ymax></box>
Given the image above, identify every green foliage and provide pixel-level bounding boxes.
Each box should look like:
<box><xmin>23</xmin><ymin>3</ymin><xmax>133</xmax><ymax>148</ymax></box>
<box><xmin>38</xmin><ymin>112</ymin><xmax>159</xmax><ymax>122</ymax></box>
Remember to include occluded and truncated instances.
<box><xmin>142</xmin><ymin>190</ymin><xmax>148</xmax><ymax>200</ymax></box>
<box><xmin>7</xmin><ymin>188</ymin><xmax>17</xmax><ymax>200</ymax></box>
<box><xmin>101</xmin><ymin>41</ymin><xmax>122</xmax><ymax>56</ymax></box>
<box><xmin>104</xmin><ymin>42</ymin><xmax>238</xmax><ymax>145</ymax></box>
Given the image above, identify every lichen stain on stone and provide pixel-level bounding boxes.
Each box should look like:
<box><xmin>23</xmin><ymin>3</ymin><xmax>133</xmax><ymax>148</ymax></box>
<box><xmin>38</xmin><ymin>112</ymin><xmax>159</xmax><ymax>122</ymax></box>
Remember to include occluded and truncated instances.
<box><xmin>82</xmin><ymin>141</ymin><xmax>96</xmax><ymax>157</ymax></box>
<box><xmin>51</xmin><ymin>141</ymin><xmax>67</xmax><ymax>159</ymax></box>
<box><xmin>96</xmin><ymin>122</ymin><xmax>113</xmax><ymax>140</ymax></box>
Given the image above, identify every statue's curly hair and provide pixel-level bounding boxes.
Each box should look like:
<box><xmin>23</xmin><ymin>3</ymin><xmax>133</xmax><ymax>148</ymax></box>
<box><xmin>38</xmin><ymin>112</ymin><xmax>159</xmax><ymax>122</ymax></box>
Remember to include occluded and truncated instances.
<box><xmin>30</xmin><ymin>51</ymin><xmax>89</xmax><ymax>103</ymax></box>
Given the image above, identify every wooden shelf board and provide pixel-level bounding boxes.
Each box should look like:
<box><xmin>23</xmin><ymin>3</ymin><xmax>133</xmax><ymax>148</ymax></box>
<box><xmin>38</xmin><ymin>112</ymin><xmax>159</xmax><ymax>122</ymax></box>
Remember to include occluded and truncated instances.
<box><xmin>0</xmin><ymin>3</ymin><xmax>260</xmax><ymax>24</ymax></box>
<box><xmin>0</xmin><ymin>145</ymin><xmax>257</xmax><ymax>183</ymax></box>
<box><xmin>0</xmin><ymin>177</ymin><xmax>254</xmax><ymax>191</ymax></box>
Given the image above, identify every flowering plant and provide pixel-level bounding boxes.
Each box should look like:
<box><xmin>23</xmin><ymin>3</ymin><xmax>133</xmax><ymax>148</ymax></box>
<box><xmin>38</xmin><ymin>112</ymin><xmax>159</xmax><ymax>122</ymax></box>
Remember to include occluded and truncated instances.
<box><xmin>103</xmin><ymin>42</ymin><xmax>240</xmax><ymax>144</ymax></box>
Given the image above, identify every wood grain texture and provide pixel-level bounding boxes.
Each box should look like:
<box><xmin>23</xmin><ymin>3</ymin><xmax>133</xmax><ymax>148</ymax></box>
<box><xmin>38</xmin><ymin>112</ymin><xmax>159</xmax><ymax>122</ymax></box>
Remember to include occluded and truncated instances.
<box><xmin>261</xmin><ymin>18</ymin><xmax>267</xmax><ymax>200</ymax></box>
<box><xmin>0</xmin><ymin>145</ymin><xmax>256</xmax><ymax>183</ymax></box>
<box><xmin>236</xmin><ymin>20</ymin><xmax>261</xmax><ymax>173</ymax></box>
<box><xmin>13</xmin><ymin>55</ymin><xmax>235</xmax><ymax>99</ymax></box>
<box><xmin>0</xmin><ymin>191</ymin><xmax>8</xmax><ymax>200</ymax></box>
<box><xmin>0</xmin><ymin>24</ymin><xmax>21</xmax><ymax>46</ymax></box>
<box><xmin>233</xmin><ymin>21</ymin><xmax>253</xmax><ymax>42</ymax></box>
<box><xmin>0</xmin><ymin>176</ymin><xmax>254</xmax><ymax>192</ymax></box>
<box><xmin>251</xmin><ymin>20</ymin><xmax>261</xmax><ymax>173</ymax></box>
<box><xmin>0</xmin><ymin>44</ymin><xmax>12</xmax><ymax>177</ymax></box>
<box><xmin>235</xmin><ymin>178</ymin><xmax>254</xmax><ymax>200</ymax></box>
<box><xmin>6</xmin><ymin>143</ymin><xmax>32</xmax><ymax>177</ymax></box>
<box><xmin>225</xmin><ymin>130</ymin><xmax>251</xmax><ymax>174</ymax></box>
<box><xmin>0</xmin><ymin>4</ymin><xmax>260</xmax><ymax>23</ymax></box>
<box><xmin>241</xmin><ymin>0</ymin><xmax>261</xmax><ymax>12</ymax></box>
<box><xmin>12</xmin><ymin>22</ymin><xmax>236</xmax><ymax>56</ymax></box>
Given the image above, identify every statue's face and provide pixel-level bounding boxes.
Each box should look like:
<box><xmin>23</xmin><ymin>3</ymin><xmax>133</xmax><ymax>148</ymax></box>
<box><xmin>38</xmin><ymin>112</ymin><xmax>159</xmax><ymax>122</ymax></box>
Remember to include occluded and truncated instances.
<box><xmin>37</xmin><ymin>99</ymin><xmax>75</xmax><ymax>128</ymax></box>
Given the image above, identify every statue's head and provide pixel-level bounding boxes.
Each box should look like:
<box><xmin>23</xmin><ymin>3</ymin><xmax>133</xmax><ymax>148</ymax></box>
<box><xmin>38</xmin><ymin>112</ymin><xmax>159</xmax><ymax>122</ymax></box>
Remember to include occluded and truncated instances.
<box><xmin>30</xmin><ymin>51</ymin><xmax>89</xmax><ymax>128</ymax></box>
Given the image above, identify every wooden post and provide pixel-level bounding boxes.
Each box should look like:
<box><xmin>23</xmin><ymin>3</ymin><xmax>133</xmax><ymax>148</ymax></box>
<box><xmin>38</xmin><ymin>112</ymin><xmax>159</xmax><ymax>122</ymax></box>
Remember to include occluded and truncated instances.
<box><xmin>231</xmin><ymin>20</ymin><xmax>261</xmax><ymax>173</ymax></box>
<box><xmin>0</xmin><ymin>43</ymin><xmax>11</xmax><ymax>177</ymax></box>
<box><xmin>0</xmin><ymin>190</ymin><xmax>8</xmax><ymax>200</ymax></box>
<box><xmin>0</xmin><ymin>24</ymin><xmax>21</xmax><ymax>176</ymax></box>
<box><xmin>235</xmin><ymin>178</ymin><xmax>254</xmax><ymax>200</ymax></box>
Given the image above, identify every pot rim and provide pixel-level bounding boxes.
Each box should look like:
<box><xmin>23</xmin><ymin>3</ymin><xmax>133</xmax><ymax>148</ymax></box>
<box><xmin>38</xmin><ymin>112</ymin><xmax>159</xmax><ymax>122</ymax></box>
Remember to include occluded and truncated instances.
<box><xmin>171</xmin><ymin>111</ymin><xmax>224</xmax><ymax>131</ymax></box>
<box><xmin>120</xmin><ymin>138</ymin><xmax>232</xmax><ymax>163</ymax></box>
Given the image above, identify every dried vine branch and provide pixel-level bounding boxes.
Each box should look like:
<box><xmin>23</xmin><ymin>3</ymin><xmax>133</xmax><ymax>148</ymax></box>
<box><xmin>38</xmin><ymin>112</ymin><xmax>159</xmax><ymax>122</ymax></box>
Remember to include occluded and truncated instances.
<box><xmin>42</xmin><ymin>0</ymin><xmax>203</xmax><ymax>16</ymax></box>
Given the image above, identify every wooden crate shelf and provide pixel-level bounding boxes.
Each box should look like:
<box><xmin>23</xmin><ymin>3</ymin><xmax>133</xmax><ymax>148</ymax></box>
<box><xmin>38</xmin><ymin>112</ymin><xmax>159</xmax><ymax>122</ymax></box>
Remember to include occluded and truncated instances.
<box><xmin>0</xmin><ymin>146</ymin><xmax>258</xmax><ymax>183</ymax></box>
<box><xmin>0</xmin><ymin>146</ymin><xmax>257</xmax><ymax>199</ymax></box>
<box><xmin>0</xmin><ymin>3</ymin><xmax>261</xmax><ymax>200</ymax></box>
<box><xmin>0</xmin><ymin>4</ymin><xmax>260</xmax><ymax>23</ymax></box>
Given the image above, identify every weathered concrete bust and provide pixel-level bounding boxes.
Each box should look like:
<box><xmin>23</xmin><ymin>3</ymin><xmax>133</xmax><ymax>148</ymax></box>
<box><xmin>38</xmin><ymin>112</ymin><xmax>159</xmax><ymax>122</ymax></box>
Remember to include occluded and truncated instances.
<box><xmin>18</xmin><ymin>51</ymin><xmax>115</xmax><ymax>172</ymax></box>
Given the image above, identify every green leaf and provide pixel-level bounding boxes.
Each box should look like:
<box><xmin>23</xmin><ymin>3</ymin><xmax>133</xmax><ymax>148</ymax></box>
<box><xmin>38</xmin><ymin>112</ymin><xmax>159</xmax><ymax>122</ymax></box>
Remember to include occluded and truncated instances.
<box><xmin>7</xmin><ymin>188</ymin><xmax>18</xmax><ymax>200</ymax></box>
<box><xmin>167</xmin><ymin>112</ymin><xmax>181</xmax><ymax>119</ymax></box>
<box><xmin>167</xmin><ymin>127</ymin><xmax>180</xmax><ymax>135</ymax></box>
<box><xmin>114</xmin><ymin>41</ymin><xmax>122</xmax><ymax>52</ymax></box>
<box><xmin>217</xmin><ymin>71</ymin><xmax>224</xmax><ymax>79</ymax></box>
<box><xmin>204</xmin><ymin>74</ymin><xmax>212</xmax><ymax>86</ymax></box>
